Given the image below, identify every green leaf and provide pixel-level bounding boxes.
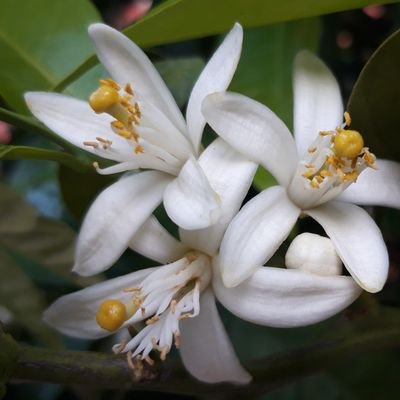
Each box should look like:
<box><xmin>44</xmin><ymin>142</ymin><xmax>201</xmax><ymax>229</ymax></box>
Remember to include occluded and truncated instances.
<box><xmin>57</xmin><ymin>0</ymin><xmax>395</xmax><ymax>91</ymax></box>
<box><xmin>0</xmin><ymin>249</ymin><xmax>62</xmax><ymax>348</ymax></box>
<box><xmin>124</xmin><ymin>0</ymin><xmax>396</xmax><ymax>48</ymax></box>
<box><xmin>348</xmin><ymin>29</ymin><xmax>400</xmax><ymax>161</ymax></box>
<box><xmin>59</xmin><ymin>165</ymin><xmax>115</xmax><ymax>220</ymax></box>
<box><xmin>0</xmin><ymin>0</ymin><xmax>100</xmax><ymax>112</ymax></box>
<box><xmin>0</xmin><ymin>144</ymin><xmax>89</xmax><ymax>171</ymax></box>
<box><xmin>0</xmin><ymin>183</ymin><xmax>96</xmax><ymax>287</ymax></box>
<box><xmin>230</xmin><ymin>18</ymin><xmax>320</xmax><ymax>190</ymax></box>
<box><xmin>154</xmin><ymin>57</ymin><xmax>205</xmax><ymax>107</ymax></box>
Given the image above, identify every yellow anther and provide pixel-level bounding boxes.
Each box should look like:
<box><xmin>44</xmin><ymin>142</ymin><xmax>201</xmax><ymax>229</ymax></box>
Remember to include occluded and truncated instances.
<box><xmin>111</xmin><ymin>120</ymin><xmax>125</xmax><ymax>130</ymax></box>
<box><xmin>302</xmin><ymin>169</ymin><xmax>315</xmax><ymax>179</ymax></box>
<box><xmin>344</xmin><ymin>111</ymin><xmax>351</xmax><ymax>127</ymax></box>
<box><xmin>333</xmin><ymin>129</ymin><xmax>364</xmax><ymax>159</ymax></box>
<box><xmin>310</xmin><ymin>179</ymin><xmax>320</xmax><ymax>189</ymax></box>
<box><xmin>363</xmin><ymin>149</ymin><xmax>377</xmax><ymax>167</ymax></box>
<box><xmin>320</xmin><ymin>169</ymin><xmax>333</xmax><ymax>177</ymax></box>
<box><xmin>125</xmin><ymin>83</ymin><xmax>134</xmax><ymax>95</ymax></box>
<box><xmin>100</xmin><ymin>79</ymin><xmax>120</xmax><ymax>90</ymax></box>
<box><xmin>308</xmin><ymin>146</ymin><xmax>317</xmax><ymax>153</ymax></box>
<box><xmin>89</xmin><ymin>84</ymin><xmax>120</xmax><ymax>114</ymax></box>
<box><xmin>135</xmin><ymin>144</ymin><xmax>144</xmax><ymax>154</ymax></box>
<box><xmin>343</xmin><ymin>171</ymin><xmax>359</xmax><ymax>182</ymax></box>
<box><xmin>96</xmin><ymin>299</ymin><xmax>127</xmax><ymax>332</ymax></box>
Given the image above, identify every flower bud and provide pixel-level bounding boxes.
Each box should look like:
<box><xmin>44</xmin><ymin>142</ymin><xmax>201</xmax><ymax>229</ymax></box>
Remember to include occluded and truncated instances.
<box><xmin>285</xmin><ymin>233</ymin><xmax>342</xmax><ymax>276</ymax></box>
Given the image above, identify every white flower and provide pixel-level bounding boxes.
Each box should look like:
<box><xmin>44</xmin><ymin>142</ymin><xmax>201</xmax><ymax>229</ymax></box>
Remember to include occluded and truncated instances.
<box><xmin>43</xmin><ymin>140</ymin><xmax>360</xmax><ymax>384</ymax></box>
<box><xmin>202</xmin><ymin>50</ymin><xmax>400</xmax><ymax>292</ymax></box>
<box><xmin>24</xmin><ymin>22</ymin><xmax>243</xmax><ymax>275</ymax></box>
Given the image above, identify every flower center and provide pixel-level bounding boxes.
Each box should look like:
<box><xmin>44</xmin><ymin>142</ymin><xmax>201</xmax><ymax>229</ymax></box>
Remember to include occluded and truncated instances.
<box><xmin>288</xmin><ymin>112</ymin><xmax>376</xmax><ymax>209</ymax></box>
<box><xmin>95</xmin><ymin>251</ymin><xmax>211</xmax><ymax>363</ymax></box>
<box><xmin>85</xmin><ymin>79</ymin><xmax>143</xmax><ymax>154</ymax></box>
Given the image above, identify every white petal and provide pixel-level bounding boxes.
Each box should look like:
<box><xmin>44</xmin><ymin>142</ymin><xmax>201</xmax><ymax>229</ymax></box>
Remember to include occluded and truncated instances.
<box><xmin>138</xmin><ymin>98</ymin><xmax>194</xmax><ymax>160</ymax></box>
<box><xmin>202</xmin><ymin>91</ymin><xmax>298</xmax><ymax>186</ymax></box>
<box><xmin>180</xmin><ymin>138</ymin><xmax>256</xmax><ymax>255</ymax></box>
<box><xmin>220</xmin><ymin>186</ymin><xmax>300</xmax><ymax>287</ymax></box>
<box><xmin>129</xmin><ymin>215</ymin><xmax>189</xmax><ymax>264</ymax></box>
<box><xmin>25</xmin><ymin>92</ymin><xmax>134</xmax><ymax>162</ymax></box>
<box><xmin>88</xmin><ymin>23</ymin><xmax>187</xmax><ymax>135</ymax></box>
<box><xmin>163</xmin><ymin>157</ymin><xmax>221</xmax><ymax>230</ymax></box>
<box><xmin>293</xmin><ymin>50</ymin><xmax>344</xmax><ymax>156</ymax></box>
<box><xmin>213</xmin><ymin>264</ymin><xmax>361</xmax><ymax>328</ymax></box>
<box><xmin>186</xmin><ymin>23</ymin><xmax>243</xmax><ymax>153</ymax></box>
<box><xmin>180</xmin><ymin>288</ymin><xmax>251</xmax><ymax>384</ymax></box>
<box><xmin>306</xmin><ymin>201</ymin><xmax>389</xmax><ymax>292</ymax></box>
<box><xmin>338</xmin><ymin>159</ymin><xmax>400</xmax><ymax>209</ymax></box>
<box><xmin>43</xmin><ymin>268</ymin><xmax>155</xmax><ymax>339</ymax></box>
<box><xmin>74</xmin><ymin>171</ymin><xmax>172</xmax><ymax>276</ymax></box>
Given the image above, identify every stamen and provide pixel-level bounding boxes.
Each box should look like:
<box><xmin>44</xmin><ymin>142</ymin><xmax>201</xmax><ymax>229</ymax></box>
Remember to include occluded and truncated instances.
<box><xmin>344</xmin><ymin>111</ymin><xmax>351</xmax><ymax>127</ymax></box>
<box><xmin>83</xmin><ymin>141</ymin><xmax>99</xmax><ymax>148</ymax></box>
<box><xmin>145</xmin><ymin>356</ymin><xmax>155</xmax><ymax>366</ymax></box>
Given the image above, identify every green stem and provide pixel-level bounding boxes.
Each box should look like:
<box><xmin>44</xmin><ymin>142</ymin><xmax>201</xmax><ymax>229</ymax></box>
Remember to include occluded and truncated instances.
<box><xmin>0</xmin><ymin>145</ymin><xmax>91</xmax><ymax>172</ymax></box>
<box><xmin>7</xmin><ymin>309</ymin><xmax>400</xmax><ymax>397</ymax></box>
<box><xmin>0</xmin><ymin>107</ymin><xmax>79</xmax><ymax>154</ymax></box>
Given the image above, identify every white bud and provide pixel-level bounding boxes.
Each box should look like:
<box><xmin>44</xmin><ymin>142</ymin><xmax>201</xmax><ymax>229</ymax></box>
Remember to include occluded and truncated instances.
<box><xmin>285</xmin><ymin>233</ymin><xmax>342</xmax><ymax>276</ymax></box>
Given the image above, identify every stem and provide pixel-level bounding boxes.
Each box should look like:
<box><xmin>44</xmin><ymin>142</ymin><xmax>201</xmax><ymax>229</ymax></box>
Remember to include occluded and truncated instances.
<box><xmin>0</xmin><ymin>145</ymin><xmax>90</xmax><ymax>172</ymax></box>
<box><xmin>8</xmin><ymin>309</ymin><xmax>400</xmax><ymax>397</ymax></box>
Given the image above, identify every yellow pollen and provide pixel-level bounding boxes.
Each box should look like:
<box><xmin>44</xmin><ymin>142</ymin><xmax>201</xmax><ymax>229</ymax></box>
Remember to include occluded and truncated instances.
<box><xmin>308</xmin><ymin>146</ymin><xmax>317</xmax><ymax>153</ymax></box>
<box><xmin>89</xmin><ymin>84</ymin><xmax>120</xmax><ymax>114</ymax></box>
<box><xmin>99</xmin><ymin>79</ymin><xmax>120</xmax><ymax>90</ymax></box>
<box><xmin>319</xmin><ymin>130</ymin><xmax>332</xmax><ymax>136</ymax></box>
<box><xmin>96</xmin><ymin>299</ymin><xmax>127</xmax><ymax>332</ymax></box>
<box><xmin>333</xmin><ymin>128</ymin><xmax>364</xmax><ymax>159</ymax></box>
<box><xmin>111</xmin><ymin>120</ymin><xmax>125</xmax><ymax>130</ymax></box>
<box><xmin>302</xmin><ymin>169</ymin><xmax>315</xmax><ymax>178</ymax></box>
<box><xmin>344</xmin><ymin>111</ymin><xmax>351</xmax><ymax>126</ymax></box>
<box><xmin>343</xmin><ymin>171</ymin><xmax>359</xmax><ymax>182</ymax></box>
<box><xmin>310</xmin><ymin>179</ymin><xmax>320</xmax><ymax>188</ymax></box>
<box><xmin>134</xmin><ymin>144</ymin><xmax>144</xmax><ymax>154</ymax></box>
<box><xmin>320</xmin><ymin>169</ymin><xmax>333</xmax><ymax>177</ymax></box>
<box><xmin>125</xmin><ymin>83</ymin><xmax>134</xmax><ymax>95</ymax></box>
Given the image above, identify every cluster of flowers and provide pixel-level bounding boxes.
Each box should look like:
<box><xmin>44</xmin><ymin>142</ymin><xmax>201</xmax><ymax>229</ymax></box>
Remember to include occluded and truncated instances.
<box><xmin>25</xmin><ymin>23</ymin><xmax>400</xmax><ymax>383</ymax></box>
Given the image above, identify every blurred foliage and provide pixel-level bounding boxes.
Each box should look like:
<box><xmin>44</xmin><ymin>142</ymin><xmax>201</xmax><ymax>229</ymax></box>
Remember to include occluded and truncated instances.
<box><xmin>348</xmin><ymin>29</ymin><xmax>400</xmax><ymax>162</ymax></box>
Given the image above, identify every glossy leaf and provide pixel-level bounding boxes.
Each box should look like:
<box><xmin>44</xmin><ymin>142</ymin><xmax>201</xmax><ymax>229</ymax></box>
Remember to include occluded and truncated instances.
<box><xmin>124</xmin><ymin>0</ymin><xmax>395</xmax><ymax>48</ymax></box>
<box><xmin>230</xmin><ymin>19</ymin><xmax>320</xmax><ymax>190</ymax></box>
<box><xmin>0</xmin><ymin>0</ymin><xmax>100</xmax><ymax>112</ymax></box>
<box><xmin>348</xmin><ymin>29</ymin><xmax>400</xmax><ymax>161</ymax></box>
<box><xmin>57</xmin><ymin>0</ymin><xmax>395</xmax><ymax>92</ymax></box>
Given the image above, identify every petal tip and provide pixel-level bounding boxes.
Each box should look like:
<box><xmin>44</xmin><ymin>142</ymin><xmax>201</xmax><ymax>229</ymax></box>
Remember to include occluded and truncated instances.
<box><xmin>221</xmin><ymin>269</ymin><xmax>240</xmax><ymax>288</ymax></box>
<box><xmin>88</xmin><ymin>22</ymin><xmax>111</xmax><ymax>36</ymax></box>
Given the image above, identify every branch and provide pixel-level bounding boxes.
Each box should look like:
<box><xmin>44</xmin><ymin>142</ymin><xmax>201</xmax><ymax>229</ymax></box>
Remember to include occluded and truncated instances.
<box><xmin>6</xmin><ymin>308</ymin><xmax>400</xmax><ymax>397</ymax></box>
